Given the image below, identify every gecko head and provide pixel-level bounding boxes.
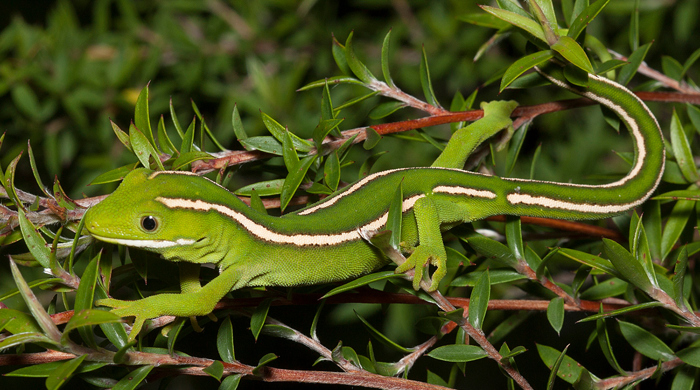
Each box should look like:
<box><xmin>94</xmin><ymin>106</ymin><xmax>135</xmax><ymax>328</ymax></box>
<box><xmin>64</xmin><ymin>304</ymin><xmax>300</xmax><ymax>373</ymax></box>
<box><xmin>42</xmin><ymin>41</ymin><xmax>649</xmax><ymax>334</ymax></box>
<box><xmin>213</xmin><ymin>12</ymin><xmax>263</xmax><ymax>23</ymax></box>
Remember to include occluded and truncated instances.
<box><xmin>84</xmin><ymin>169</ymin><xmax>219</xmax><ymax>262</ymax></box>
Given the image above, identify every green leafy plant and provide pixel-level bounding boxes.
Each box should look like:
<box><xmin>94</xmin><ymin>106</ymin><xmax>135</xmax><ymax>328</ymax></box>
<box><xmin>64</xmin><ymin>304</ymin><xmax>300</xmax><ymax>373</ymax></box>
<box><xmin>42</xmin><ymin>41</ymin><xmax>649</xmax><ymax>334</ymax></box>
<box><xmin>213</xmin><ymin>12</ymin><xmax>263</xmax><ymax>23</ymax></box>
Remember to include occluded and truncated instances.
<box><xmin>2</xmin><ymin>1</ymin><xmax>700</xmax><ymax>389</ymax></box>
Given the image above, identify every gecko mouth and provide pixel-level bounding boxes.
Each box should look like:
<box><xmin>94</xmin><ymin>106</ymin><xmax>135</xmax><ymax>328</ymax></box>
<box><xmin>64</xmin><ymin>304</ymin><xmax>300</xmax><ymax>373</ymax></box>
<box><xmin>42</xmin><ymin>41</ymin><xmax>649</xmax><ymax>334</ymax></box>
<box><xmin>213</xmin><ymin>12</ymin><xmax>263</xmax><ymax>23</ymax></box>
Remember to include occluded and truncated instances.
<box><xmin>89</xmin><ymin>233</ymin><xmax>196</xmax><ymax>249</ymax></box>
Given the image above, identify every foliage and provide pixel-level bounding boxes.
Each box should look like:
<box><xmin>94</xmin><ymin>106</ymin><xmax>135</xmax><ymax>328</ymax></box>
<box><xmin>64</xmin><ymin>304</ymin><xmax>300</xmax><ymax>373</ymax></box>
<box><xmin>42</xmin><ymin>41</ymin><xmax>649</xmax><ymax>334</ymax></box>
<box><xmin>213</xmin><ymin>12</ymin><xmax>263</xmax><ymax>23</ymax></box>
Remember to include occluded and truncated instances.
<box><xmin>2</xmin><ymin>1</ymin><xmax>700</xmax><ymax>389</ymax></box>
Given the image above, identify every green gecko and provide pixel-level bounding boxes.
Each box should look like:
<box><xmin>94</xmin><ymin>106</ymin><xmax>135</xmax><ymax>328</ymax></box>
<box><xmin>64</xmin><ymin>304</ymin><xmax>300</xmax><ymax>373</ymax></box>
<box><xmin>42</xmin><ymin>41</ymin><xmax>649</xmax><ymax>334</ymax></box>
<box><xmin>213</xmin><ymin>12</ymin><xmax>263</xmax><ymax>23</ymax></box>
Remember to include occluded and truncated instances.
<box><xmin>85</xmin><ymin>70</ymin><xmax>664</xmax><ymax>340</ymax></box>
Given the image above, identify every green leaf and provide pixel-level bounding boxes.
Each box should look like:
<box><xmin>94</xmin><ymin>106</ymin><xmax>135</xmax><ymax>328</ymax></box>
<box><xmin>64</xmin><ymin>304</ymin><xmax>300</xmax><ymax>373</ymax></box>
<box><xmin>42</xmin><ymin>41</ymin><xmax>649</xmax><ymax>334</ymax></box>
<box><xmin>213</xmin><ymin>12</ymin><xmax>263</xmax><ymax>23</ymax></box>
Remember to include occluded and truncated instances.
<box><xmin>0</xmin><ymin>332</ymin><xmax>58</xmax><ymax>350</ymax></box>
<box><xmin>618</xmin><ymin>320</ymin><xmax>674</xmax><ymax>361</ymax></box>
<box><xmin>661</xmin><ymin>55</ymin><xmax>683</xmax><ymax>81</ymax></box>
<box><xmin>0</xmin><ymin>308</ymin><xmax>43</xmax><ymax>334</ymax></box>
<box><xmin>45</xmin><ymin>355</ymin><xmax>87</xmax><ymax>390</ymax></box>
<box><xmin>322</xmin><ymin>271</ymin><xmax>404</xmax><ymax>299</ymax></box>
<box><xmin>282</xmin><ymin>132</ymin><xmax>300</xmax><ymax>172</ymax></box>
<box><xmin>537</xmin><ymin>344</ymin><xmax>586</xmax><ymax>384</ymax></box>
<box><xmin>577</xmin><ymin>302</ymin><xmax>662</xmax><ymax>322</ymax></box>
<box><xmin>654</xmin><ymin>189</ymin><xmax>700</xmax><ymax>201</ymax></box>
<box><xmin>204</xmin><ymin>361</ymin><xmax>224</xmax><ymax>382</ymax></box>
<box><xmin>681</xmin><ymin>47</ymin><xmax>700</xmax><ymax>81</ymax></box>
<box><xmin>451</xmin><ymin>269</ymin><xmax>526</xmax><ymax>287</ymax></box>
<box><xmin>468</xmin><ymin>269</ymin><xmax>490</xmax><ymax>330</ymax></box>
<box><xmin>333</xmin><ymin>91</ymin><xmax>380</xmax><ymax>113</ymax></box>
<box><xmin>595</xmin><ymin>59</ymin><xmax>629</xmax><ymax>75</ymax></box>
<box><xmin>428</xmin><ymin>344</ymin><xmax>488</xmax><ymax>362</ymax></box>
<box><xmin>602</xmin><ymin>238</ymin><xmax>653</xmax><ymax>293</ymax></box>
<box><xmin>579</xmin><ymin>278</ymin><xmax>628</xmax><ymax>300</ymax></box>
<box><xmin>27</xmin><ymin>141</ymin><xmax>49</xmax><ymax>197</ymax></box>
<box><xmin>368</xmin><ymin>101</ymin><xmax>406</xmax><ymax>119</ymax></box>
<box><xmin>345</xmin><ymin>32</ymin><xmax>377</xmax><ymax>84</ymax></box>
<box><xmin>420</xmin><ymin>45</ymin><xmax>440</xmax><ymax>107</ymax></box>
<box><xmin>552</xmin><ymin>36</ymin><xmax>593</xmax><ymax>73</ymax></box>
<box><xmin>74</xmin><ymin>252</ymin><xmax>101</xmax><ymax>348</ymax></box>
<box><xmin>489</xmin><ymin>311</ymin><xmax>532</xmax><ymax>345</ymax></box>
<box><xmin>6</xmin><ymin>361</ymin><xmax>105</xmax><ymax>378</ymax></box>
<box><xmin>323</xmin><ymin>151</ymin><xmax>340</xmax><ymax>191</ymax></box>
<box><xmin>171</xmin><ymin>151</ymin><xmax>213</xmax><ymax>171</ymax></box>
<box><xmin>217</xmin><ymin>317</ymin><xmax>235</xmax><ymax>363</ymax></box>
<box><xmin>88</xmin><ymin>163</ymin><xmax>139</xmax><ymax>185</ymax></box>
<box><xmin>671</xmin><ymin>366</ymin><xmax>696</xmax><ymax>390</ymax></box>
<box><xmin>231</xmin><ymin>104</ymin><xmax>247</xmax><ymax>141</ymax></box>
<box><xmin>261</xmin><ymin>112</ymin><xmax>313</xmax><ymax>152</ymax></box>
<box><xmin>280</xmin><ymin>155</ymin><xmax>317</xmax><ymax>211</ymax></box>
<box><xmin>481</xmin><ymin>6</ymin><xmax>546</xmax><ymax>43</ymax></box>
<box><xmin>380</xmin><ymin>30</ymin><xmax>395</xmax><ymax>88</ymax></box>
<box><xmin>252</xmin><ymin>353</ymin><xmax>278</xmax><ymax>376</ymax></box>
<box><xmin>504</xmin><ymin>216</ymin><xmax>525</xmax><ymax>262</ymax></box>
<box><xmin>331</xmin><ymin>35</ymin><xmax>352</xmax><ymax>76</ymax></box>
<box><xmin>661</xmin><ymin>198</ymin><xmax>694</xmax><ymax>260</ymax></box>
<box><xmin>677</xmin><ymin>347</ymin><xmax>700</xmax><ymax>368</ymax></box>
<box><xmin>239</xmin><ymin>136</ymin><xmax>283</xmax><ymax>155</ymax></box>
<box><xmin>180</xmin><ymin>117</ymin><xmax>196</xmax><ymax>155</ymax></box>
<box><xmin>547</xmin><ymin>297</ymin><xmax>565</xmax><ymax>335</ymax></box>
<box><xmin>219</xmin><ymin>374</ymin><xmax>242</xmax><ymax>390</ymax></box>
<box><xmin>674</xmin><ymin>246</ymin><xmax>689</xmax><ymax>308</ymax></box>
<box><xmin>167</xmin><ymin>318</ymin><xmax>186</xmax><ymax>356</ymax></box>
<box><xmin>112</xmin><ymin>365</ymin><xmax>153</xmax><ymax>390</ymax></box>
<box><xmin>618</xmin><ymin>42</ymin><xmax>652</xmax><ymax>86</ymax></box>
<box><xmin>546</xmin><ymin>344</ymin><xmax>569</xmax><ymax>390</ymax></box>
<box><xmin>670</xmin><ymin>110</ymin><xmax>699</xmax><ymax>182</ymax></box>
<box><xmin>156</xmin><ymin>115</ymin><xmax>177</xmax><ymax>155</ymax></box>
<box><xmin>355</xmin><ymin>312</ymin><xmax>413</xmax><ymax>353</ymax></box>
<box><xmin>596</xmin><ymin>311</ymin><xmax>626</xmax><ymax>375</ymax></box>
<box><xmin>261</xmin><ymin>324</ymin><xmax>298</xmax><ymax>339</ymax></box>
<box><xmin>500</xmin><ymin>50</ymin><xmax>554</xmax><ymax>92</ymax></box>
<box><xmin>191</xmin><ymin>100</ymin><xmax>226</xmax><ymax>151</ymax></box>
<box><xmin>134</xmin><ymin>84</ymin><xmax>156</xmax><ymax>147</ymax></box>
<box><xmin>458</xmin><ymin>12</ymin><xmax>511</xmax><ymax>29</ymax></box>
<box><xmin>250</xmin><ymin>298</ymin><xmax>272</xmax><ymax>341</ymax></box>
<box><xmin>235</xmin><ymin>179</ymin><xmax>285</xmax><ymax>197</ymax></box>
<box><xmin>130</xmin><ymin>122</ymin><xmax>164</xmax><ymax>170</ymax></box>
<box><xmin>363</xmin><ymin>127</ymin><xmax>382</xmax><ymax>150</ymax></box>
<box><xmin>18</xmin><ymin>209</ymin><xmax>51</xmax><ymax>268</ymax></box>
<box><xmin>386</xmin><ymin>182</ymin><xmax>403</xmax><ymax>251</ymax></box>
<box><xmin>9</xmin><ymin>259</ymin><xmax>61</xmax><ymax>342</ymax></box>
<box><xmin>567</xmin><ymin>0</ymin><xmax>611</xmax><ymax>39</ymax></box>
<box><xmin>297</xmin><ymin>76</ymin><xmax>365</xmax><ymax>91</ymax></box>
<box><xmin>506</xmin><ymin>121</ymin><xmax>531</xmax><ymax>175</ymax></box>
<box><xmin>61</xmin><ymin>309</ymin><xmax>122</xmax><ymax>344</ymax></box>
<box><xmin>458</xmin><ymin>231</ymin><xmax>518</xmax><ymax>268</ymax></box>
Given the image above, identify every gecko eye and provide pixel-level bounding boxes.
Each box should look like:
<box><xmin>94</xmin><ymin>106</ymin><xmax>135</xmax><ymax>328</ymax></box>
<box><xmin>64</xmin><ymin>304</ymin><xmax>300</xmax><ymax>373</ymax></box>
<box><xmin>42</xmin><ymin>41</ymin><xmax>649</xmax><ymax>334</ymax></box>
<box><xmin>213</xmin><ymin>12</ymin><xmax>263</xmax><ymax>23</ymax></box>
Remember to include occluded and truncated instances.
<box><xmin>140</xmin><ymin>216</ymin><xmax>158</xmax><ymax>232</ymax></box>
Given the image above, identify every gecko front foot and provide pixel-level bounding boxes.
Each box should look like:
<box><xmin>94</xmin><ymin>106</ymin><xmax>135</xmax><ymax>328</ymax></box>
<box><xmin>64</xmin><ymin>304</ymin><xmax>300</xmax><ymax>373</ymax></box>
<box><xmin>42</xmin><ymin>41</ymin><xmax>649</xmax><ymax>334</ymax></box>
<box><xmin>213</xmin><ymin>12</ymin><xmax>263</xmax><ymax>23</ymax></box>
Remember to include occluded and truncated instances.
<box><xmin>395</xmin><ymin>245</ymin><xmax>447</xmax><ymax>291</ymax></box>
<box><xmin>96</xmin><ymin>298</ymin><xmax>153</xmax><ymax>340</ymax></box>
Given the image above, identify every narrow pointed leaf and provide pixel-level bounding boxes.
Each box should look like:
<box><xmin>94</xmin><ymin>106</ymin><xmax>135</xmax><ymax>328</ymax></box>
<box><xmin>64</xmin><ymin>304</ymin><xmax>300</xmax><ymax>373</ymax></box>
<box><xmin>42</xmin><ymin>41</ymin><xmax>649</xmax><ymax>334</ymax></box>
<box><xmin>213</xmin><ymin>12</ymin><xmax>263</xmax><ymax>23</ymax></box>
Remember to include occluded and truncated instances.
<box><xmin>468</xmin><ymin>269</ymin><xmax>490</xmax><ymax>330</ymax></box>
<box><xmin>568</xmin><ymin>0</ymin><xmax>611</xmax><ymax>39</ymax></box>
<box><xmin>552</xmin><ymin>36</ymin><xmax>593</xmax><ymax>73</ymax></box>
<box><xmin>547</xmin><ymin>297</ymin><xmax>565</xmax><ymax>335</ymax></box>
<box><xmin>420</xmin><ymin>46</ymin><xmax>440</xmax><ymax>107</ymax></box>
<box><xmin>428</xmin><ymin>344</ymin><xmax>488</xmax><ymax>362</ymax></box>
<box><xmin>217</xmin><ymin>317</ymin><xmax>235</xmax><ymax>363</ymax></box>
<box><xmin>480</xmin><ymin>6</ymin><xmax>546</xmax><ymax>43</ymax></box>
<box><xmin>603</xmin><ymin>238</ymin><xmax>653</xmax><ymax>292</ymax></box>
<box><xmin>345</xmin><ymin>32</ymin><xmax>376</xmax><ymax>84</ymax></box>
<box><xmin>112</xmin><ymin>365</ymin><xmax>153</xmax><ymax>390</ymax></box>
<box><xmin>380</xmin><ymin>30</ymin><xmax>395</xmax><ymax>88</ymax></box>
<box><xmin>670</xmin><ymin>110</ymin><xmax>699</xmax><ymax>182</ymax></box>
<box><xmin>280</xmin><ymin>155</ymin><xmax>317</xmax><ymax>211</ymax></box>
<box><xmin>250</xmin><ymin>298</ymin><xmax>272</xmax><ymax>341</ymax></box>
<box><xmin>618</xmin><ymin>320</ymin><xmax>674</xmax><ymax>361</ymax></box>
<box><xmin>45</xmin><ymin>355</ymin><xmax>87</xmax><ymax>390</ymax></box>
<box><xmin>134</xmin><ymin>84</ymin><xmax>156</xmax><ymax>147</ymax></box>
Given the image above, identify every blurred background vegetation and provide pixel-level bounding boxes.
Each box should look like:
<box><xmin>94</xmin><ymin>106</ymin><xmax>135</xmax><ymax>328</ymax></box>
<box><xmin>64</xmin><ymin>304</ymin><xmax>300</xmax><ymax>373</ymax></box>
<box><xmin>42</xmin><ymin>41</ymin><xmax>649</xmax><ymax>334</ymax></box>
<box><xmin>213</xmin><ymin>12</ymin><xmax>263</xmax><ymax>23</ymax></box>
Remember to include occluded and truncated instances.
<box><xmin>1</xmin><ymin>0</ymin><xmax>699</xmax><ymax>389</ymax></box>
<box><xmin>1</xmin><ymin>0</ymin><xmax>696</xmax><ymax>197</ymax></box>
